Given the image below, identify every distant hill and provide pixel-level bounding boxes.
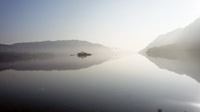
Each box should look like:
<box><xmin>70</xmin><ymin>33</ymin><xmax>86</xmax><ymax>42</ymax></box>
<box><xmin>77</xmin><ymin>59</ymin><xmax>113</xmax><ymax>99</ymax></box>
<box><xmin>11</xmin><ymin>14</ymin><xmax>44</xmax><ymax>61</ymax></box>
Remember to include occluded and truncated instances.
<box><xmin>141</xmin><ymin>17</ymin><xmax>200</xmax><ymax>53</ymax></box>
<box><xmin>0</xmin><ymin>40</ymin><xmax>113</xmax><ymax>71</ymax></box>
<box><xmin>142</xmin><ymin>18</ymin><xmax>200</xmax><ymax>83</ymax></box>
<box><xmin>0</xmin><ymin>40</ymin><xmax>112</xmax><ymax>55</ymax></box>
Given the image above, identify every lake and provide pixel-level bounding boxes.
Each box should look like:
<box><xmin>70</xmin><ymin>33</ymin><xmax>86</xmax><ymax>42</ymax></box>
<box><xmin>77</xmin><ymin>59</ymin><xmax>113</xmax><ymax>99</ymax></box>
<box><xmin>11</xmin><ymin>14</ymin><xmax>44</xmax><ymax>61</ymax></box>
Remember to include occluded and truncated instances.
<box><xmin>0</xmin><ymin>53</ymin><xmax>200</xmax><ymax>112</ymax></box>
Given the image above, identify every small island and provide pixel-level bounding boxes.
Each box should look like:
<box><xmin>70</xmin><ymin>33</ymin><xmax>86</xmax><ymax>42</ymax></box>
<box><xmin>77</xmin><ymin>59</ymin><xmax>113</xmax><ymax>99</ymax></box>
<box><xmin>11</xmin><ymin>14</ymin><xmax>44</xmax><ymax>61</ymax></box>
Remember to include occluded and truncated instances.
<box><xmin>77</xmin><ymin>51</ymin><xmax>92</xmax><ymax>58</ymax></box>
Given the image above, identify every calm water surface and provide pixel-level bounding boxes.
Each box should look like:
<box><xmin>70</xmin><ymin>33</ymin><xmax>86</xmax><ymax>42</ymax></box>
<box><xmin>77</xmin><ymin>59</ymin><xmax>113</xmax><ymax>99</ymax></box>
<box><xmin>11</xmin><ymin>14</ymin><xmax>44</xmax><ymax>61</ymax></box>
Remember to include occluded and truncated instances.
<box><xmin>0</xmin><ymin>54</ymin><xmax>200</xmax><ymax>112</ymax></box>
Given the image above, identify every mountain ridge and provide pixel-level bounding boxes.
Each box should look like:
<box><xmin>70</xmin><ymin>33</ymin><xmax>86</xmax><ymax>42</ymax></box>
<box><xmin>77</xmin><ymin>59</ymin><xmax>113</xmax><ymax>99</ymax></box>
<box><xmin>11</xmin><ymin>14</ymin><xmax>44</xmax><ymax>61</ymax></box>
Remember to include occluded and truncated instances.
<box><xmin>0</xmin><ymin>40</ymin><xmax>112</xmax><ymax>54</ymax></box>
<box><xmin>142</xmin><ymin>17</ymin><xmax>200</xmax><ymax>53</ymax></box>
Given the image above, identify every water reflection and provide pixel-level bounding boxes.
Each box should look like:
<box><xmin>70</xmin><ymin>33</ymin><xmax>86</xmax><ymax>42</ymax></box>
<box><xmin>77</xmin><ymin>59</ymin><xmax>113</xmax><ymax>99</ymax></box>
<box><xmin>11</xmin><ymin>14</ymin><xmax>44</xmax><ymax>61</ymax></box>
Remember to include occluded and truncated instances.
<box><xmin>145</xmin><ymin>51</ymin><xmax>200</xmax><ymax>83</ymax></box>
<box><xmin>0</xmin><ymin>54</ymin><xmax>112</xmax><ymax>71</ymax></box>
<box><xmin>0</xmin><ymin>53</ymin><xmax>200</xmax><ymax>112</ymax></box>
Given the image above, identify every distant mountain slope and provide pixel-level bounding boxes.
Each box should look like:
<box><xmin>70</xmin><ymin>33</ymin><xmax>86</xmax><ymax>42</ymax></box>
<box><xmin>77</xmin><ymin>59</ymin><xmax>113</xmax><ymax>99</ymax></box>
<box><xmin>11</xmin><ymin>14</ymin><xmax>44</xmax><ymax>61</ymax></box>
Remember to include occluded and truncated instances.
<box><xmin>0</xmin><ymin>40</ymin><xmax>112</xmax><ymax>54</ymax></box>
<box><xmin>142</xmin><ymin>18</ymin><xmax>200</xmax><ymax>83</ymax></box>
<box><xmin>142</xmin><ymin>17</ymin><xmax>200</xmax><ymax>53</ymax></box>
<box><xmin>141</xmin><ymin>28</ymin><xmax>182</xmax><ymax>53</ymax></box>
<box><xmin>0</xmin><ymin>44</ymin><xmax>9</xmax><ymax>47</ymax></box>
<box><xmin>0</xmin><ymin>40</ymin><xmax>113</xmax><ymax>71</ymax></box>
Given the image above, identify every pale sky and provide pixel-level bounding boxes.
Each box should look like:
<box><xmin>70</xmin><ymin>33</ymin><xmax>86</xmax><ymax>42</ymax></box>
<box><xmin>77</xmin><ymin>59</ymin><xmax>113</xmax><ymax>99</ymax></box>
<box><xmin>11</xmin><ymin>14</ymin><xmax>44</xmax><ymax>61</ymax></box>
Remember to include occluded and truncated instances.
<box><xmin>0</xmin><ymin>0</ymin><xmax>200</xmax><ymax>51</ymax></box>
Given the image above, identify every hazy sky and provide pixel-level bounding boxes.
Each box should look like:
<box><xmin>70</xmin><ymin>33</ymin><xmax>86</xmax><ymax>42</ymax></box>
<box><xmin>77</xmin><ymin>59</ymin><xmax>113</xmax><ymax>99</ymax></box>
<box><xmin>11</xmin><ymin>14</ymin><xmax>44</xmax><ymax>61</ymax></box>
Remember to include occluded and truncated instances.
<box><xmin>0</xmin><ymin>0</ymin><xmax>200</xmax><ymax>51</ymax></box>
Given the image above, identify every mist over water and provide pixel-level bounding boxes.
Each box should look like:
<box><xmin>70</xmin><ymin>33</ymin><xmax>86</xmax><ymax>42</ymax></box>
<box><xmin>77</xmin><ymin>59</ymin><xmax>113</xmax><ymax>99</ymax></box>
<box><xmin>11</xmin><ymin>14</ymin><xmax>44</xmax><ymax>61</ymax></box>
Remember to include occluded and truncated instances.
<box><xmin>0</xmin><ymin>54</ymin><xmax>111</xmax><ymax>71</ymax></box>
<box><xmin>0</xmin><ymin>53</ymin><xmax>199</xmax><ymax>112</ymax></box>
<box><xmin>1</xmin><ymin>0</ymin><xmax>200</xmax><ymax>111</ymax></box>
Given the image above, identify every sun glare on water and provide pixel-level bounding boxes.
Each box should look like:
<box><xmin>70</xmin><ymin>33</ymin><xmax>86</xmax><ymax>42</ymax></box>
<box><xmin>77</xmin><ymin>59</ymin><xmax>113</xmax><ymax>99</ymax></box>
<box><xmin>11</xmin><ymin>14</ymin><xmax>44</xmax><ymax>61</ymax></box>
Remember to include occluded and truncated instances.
<box><xmin>191</xmin><ymin>102</ymin><xmax>200</xmax><ymax>109</ymax></box>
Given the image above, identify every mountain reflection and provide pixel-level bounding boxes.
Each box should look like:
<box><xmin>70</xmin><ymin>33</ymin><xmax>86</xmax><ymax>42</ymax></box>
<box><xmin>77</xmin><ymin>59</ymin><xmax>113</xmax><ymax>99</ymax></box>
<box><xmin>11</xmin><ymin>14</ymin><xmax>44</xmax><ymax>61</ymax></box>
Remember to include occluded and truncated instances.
<box><xmin>145</xmin><ymin>51</ymin><xmax>200</xmax><ymax>83</ymax></box>
<box><xmin>0</xmin><ymin>53</ymin><xmax>112</xmax><ymax>71</ymax></box>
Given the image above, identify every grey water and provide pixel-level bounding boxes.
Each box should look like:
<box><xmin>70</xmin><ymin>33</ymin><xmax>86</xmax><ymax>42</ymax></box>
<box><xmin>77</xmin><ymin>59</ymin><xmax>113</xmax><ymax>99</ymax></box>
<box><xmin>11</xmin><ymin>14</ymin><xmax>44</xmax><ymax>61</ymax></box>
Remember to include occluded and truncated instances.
<box><xmin>0</xmin><ymin>53</ymin><xmax>200</xmax><ymax>112</ymax></box>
